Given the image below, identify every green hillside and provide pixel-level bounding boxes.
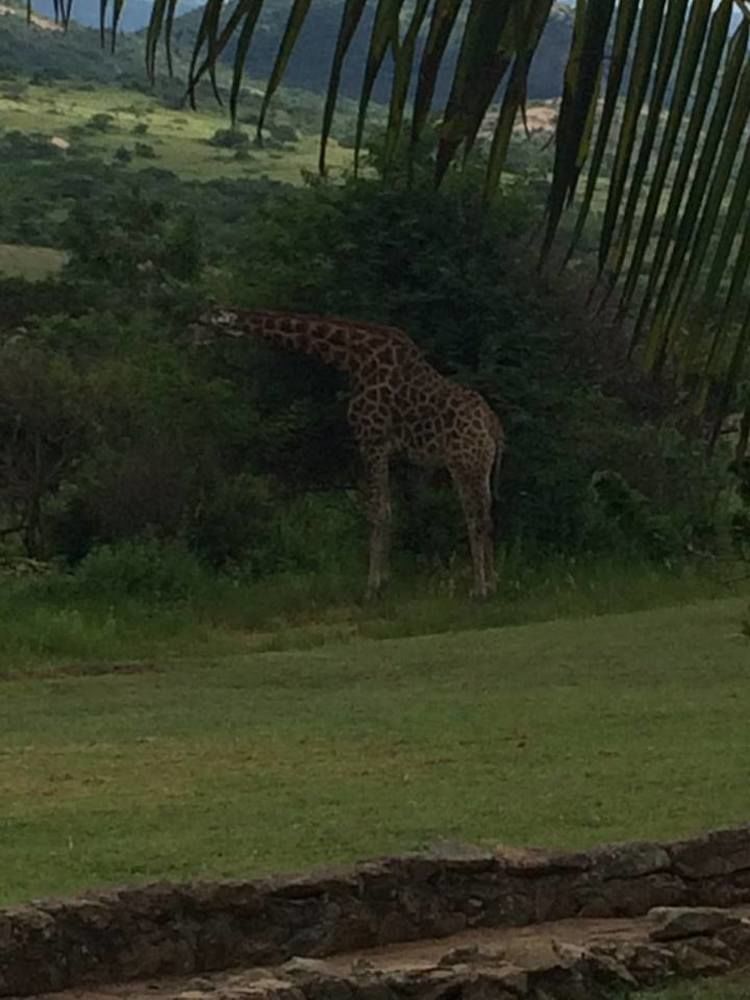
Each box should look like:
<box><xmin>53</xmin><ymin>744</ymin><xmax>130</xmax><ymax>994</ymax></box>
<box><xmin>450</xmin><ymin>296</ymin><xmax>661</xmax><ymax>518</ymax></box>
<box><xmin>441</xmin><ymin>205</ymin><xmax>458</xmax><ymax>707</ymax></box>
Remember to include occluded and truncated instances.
<box><xmin>0</xmin><ymin>0</ymin><xmax>145</xmax><ymax>81</ymax></box>
<box><xmin>168</xmin><ymin>1</ymin><xmax>573</xmax><ymax>104</ymax></box>
<box><xmin>0</xmin><ymin>0</ymin><xmax>573</xmax><ymax>104</ymax></box>
<box><xmin>0</xmin><ymin>0</ymin><xmax>363</xmax><ymax>195</ymax></box>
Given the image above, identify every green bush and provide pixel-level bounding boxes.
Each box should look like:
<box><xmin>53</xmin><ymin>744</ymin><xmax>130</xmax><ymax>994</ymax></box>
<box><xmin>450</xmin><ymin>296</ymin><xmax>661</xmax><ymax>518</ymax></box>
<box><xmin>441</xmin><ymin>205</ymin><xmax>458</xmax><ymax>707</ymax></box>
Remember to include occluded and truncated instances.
<box><xmin>263</xmin><ymin>492</ymin><xmax>364</xmax><ymax>576</ymax></box>
<box><xmin>73</xmin><ymin>539</ymin><xmax>210</xmax><ymax>601</ymax></box>
<box><xmin>587</xmin><ymin>471</ymin><xmax>683</xmax><ymax>561</ymax></box>
<box><xmin>134</xmin><ymin>141</ymin><xmax>157</xmax><ymax>159</ymax></box>
<box><xmin>188</xmin><ymin>472</ymin><xmax>277</xmax><ymax>568</ymax></box>
<box><xmin>1</xmin><ymin>150</ymin><xmax>738</xmax><ymax>581</ymax></box>
<box><xmin>218</xmin><ymin>176</ymin><xmax>734</xmax><ymax>562</ymax></box>
<box><xmin>85</xmin><ymin>112</ymin><xmax>115</xmax><ymax>132</ymax></box>
<box><xmin>209</xmin><ymin>128</ymin><xmax>250</xmax><ymax>149</ymax></box>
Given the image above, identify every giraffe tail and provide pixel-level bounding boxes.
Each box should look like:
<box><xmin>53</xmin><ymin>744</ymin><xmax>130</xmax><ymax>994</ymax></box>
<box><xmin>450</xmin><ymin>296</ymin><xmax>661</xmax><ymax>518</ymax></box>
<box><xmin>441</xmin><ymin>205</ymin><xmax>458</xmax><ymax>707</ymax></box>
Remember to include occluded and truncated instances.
<box><xmin>491</xmin><ymin>433</ymin><xmax>505</xmax><ymax>502</ymax></box>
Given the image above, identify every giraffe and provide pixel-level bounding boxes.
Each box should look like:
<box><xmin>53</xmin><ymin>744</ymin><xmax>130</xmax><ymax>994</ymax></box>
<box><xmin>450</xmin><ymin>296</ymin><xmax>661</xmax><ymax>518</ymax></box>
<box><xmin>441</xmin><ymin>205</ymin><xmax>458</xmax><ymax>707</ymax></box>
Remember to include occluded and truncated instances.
<box><xmin>191</xmin><ymin>307</ymin><xmax>505</xmax><ymax>598</ymax></box>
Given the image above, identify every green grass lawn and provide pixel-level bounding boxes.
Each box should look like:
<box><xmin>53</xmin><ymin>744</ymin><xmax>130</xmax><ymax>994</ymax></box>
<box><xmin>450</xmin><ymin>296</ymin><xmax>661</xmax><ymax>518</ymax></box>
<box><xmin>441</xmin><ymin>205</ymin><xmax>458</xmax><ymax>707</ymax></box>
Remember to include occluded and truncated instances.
<box><xmin>643</xmin><ymin>975</ymin><xmax>750</xmax><ymax>999</ymax></box>
<box><xmin>0</xmin><ymin>594</ymin><xmax>748</xmax><ymax>905</ymax></box>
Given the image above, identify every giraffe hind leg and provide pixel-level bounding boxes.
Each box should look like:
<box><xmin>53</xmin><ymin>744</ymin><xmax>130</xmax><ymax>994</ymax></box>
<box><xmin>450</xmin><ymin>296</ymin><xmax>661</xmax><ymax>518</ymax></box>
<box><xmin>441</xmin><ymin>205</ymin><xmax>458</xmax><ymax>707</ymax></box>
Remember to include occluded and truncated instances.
<box><xmin>484</xmin><ymin>532</ymin><xmax>497</xmax><ymax>595</ymax></box>
<box><xmin>451</xmin><ymin>467</ymin><xmax>493</xmax><ymax>599</ymax></box>
<box><xmin>484</xmin><ymin>463</ymin><xmax>498</xmax><ymax>594</ymax></box>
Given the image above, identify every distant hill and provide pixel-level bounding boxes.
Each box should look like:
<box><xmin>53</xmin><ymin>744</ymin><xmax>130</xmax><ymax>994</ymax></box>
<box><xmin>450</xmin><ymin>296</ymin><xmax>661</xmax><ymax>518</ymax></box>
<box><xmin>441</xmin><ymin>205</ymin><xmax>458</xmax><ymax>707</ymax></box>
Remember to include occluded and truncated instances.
<box><xmin>2</xmin><ymin>0</ymin><xmax>573</xmax><ymax>104</ymax></box>
<box><xmin>166</xmin><ymin>2</ymin><xmax>574</xmax><ymax>104</ymax></box>
<box><xmin>0</xmin><ymin>1</ymin><xmax>145</xmax><ymax>80</ymax></box>
<box><xmin>21</xmin><ymin>0</ymin><xmax>203</xmax><ymax>33</ymax></box>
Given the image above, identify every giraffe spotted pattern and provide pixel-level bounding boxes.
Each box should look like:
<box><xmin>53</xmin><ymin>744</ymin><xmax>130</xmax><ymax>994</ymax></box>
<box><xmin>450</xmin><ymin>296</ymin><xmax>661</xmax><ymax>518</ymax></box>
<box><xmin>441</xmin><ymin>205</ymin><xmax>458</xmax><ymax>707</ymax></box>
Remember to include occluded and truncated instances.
<box><xmin>192</xmin><ymin>308</ymin><xmax>505</xmax><ymax>597</ymax></box>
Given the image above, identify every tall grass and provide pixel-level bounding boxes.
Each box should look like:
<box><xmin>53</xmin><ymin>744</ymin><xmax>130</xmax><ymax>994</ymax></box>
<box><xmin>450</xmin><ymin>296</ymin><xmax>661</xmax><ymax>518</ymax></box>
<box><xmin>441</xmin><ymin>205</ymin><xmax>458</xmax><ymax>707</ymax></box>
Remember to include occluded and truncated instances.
<box><xmin>0</xmin><ymin>538</ymin><xmax>745</xmax><ymax>672</ymax></box>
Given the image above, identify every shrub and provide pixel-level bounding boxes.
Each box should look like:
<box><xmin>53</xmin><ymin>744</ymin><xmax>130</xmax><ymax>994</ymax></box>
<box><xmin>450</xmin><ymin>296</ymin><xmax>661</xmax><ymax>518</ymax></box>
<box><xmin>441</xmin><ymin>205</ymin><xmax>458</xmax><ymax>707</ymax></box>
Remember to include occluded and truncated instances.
<box><xmin>187</xmin><ymin>472</ymin><xmax>277</xmax><ymax>568</ymax></box>
<box><xmin>587</xmin><ymin>471</ymin><xmax>683</xmax><ymax>561</ymax></box>
<box><xmin>73</xmin><ymin>539</ymin><xmax>210</xmax><ymax>602</ymax></box>
<box><xmin>262</xmin><ymin>492</ymin><xmax>364</xmax><ymax>576</ymax></box>
<box><xmin>0</xmin><ymin>129</ymin><xmax>59</xmax><ymax>159</ymax></box>
<box><xmin>270</xmin><ymin>123</ymin><xmax>299</xmax><ymax>144</ymax></box>
<box><xmin>217</xmin><ymin>177</ymin><xmax>733</xmax><ymax>561</ymax></box>
<box><xmin>209</xmin><ymin>128</ymin><xmax>249</xmax><ymax>149</ymax></box>
<box><xmin>85</xmin><ymin>113</ymin><xmax>115</xmax><ymax>132</ymax></box>
<box><xmin>134</xmin><ymin>142</ymin><xmax>157</xmax><ymax>159</ymax></box>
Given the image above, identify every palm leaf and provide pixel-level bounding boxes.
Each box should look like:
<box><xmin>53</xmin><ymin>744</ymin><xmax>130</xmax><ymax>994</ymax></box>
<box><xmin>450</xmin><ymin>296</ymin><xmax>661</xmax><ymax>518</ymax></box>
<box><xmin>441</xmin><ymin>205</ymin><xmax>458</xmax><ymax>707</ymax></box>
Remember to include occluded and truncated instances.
<box><xmin>483</xmin><ymin>0</ymin><xmax>554</xmax><ymax>201</ymax></box>
<box><xmin>461</xmin><ymin>0</ymin><xmax>544</xmax><ymax>166</ymax></box>
<box><xmin>353</xmin><ymin>0</ymin><xmax>405</xmax><ymax>174</ymax></box>
<box><xmin>700</xmin><ymin>132</ymin><xmax>750</xmax><ymax>312</ymax></box>
<box><xmin>229</xmin><ymin>0</ymin><xmax>267</xmax><ymax>123</ymax></box>
<box><xmin>594</xmin><ymin>1</ymin><xmax>666</xmax><ymax>280</ymax></box>
<box><xmin>161</xmin><ymin>0</ymin><xmax>181</xmax><ymax>76</ymax></box>
<box><xmin>256</xmin><ymin>0</ymin><xmax>314</xmax><ymax>141</ymax></box>
<box><xmin>383</xmin><ymin>0</ymin><xmax>432</xmax><ymax>170</ymax></box>
<box><xmin>697</xmin><ymin>137</ymin><xmax>750</xmax><ymax>394</ymax></box>
<box><xmin>319</xmin><ymin>0</ymin><xmax>369</xmax><ymax>174</ymax></box>
<box><xmin>435</xmin><ymin>0</ymin><xmax>515</xmax><ymax>184</ymax></box>
<box><xmin>98</xmin><ymin>0</ymin><xmax>108</xmax><ymax>45</ymax></box>
<box><xmin>642</xmin><ymin>16</ymin><xmax>748</xmax><ymax>372</ymax></box>
<box><xmin>410</xmin><ymin>0</ymin><xmax>464</xmax><ymax>152</ymax></box>
<box><xmin>673</xmin><ymin>51</ymin><xmax>750</xmax><ymax>378</ymax></box>
<box><xmin>697</xmin><ymin>208</ymin><xmax>750</xmax><ymax>416</ymax></box>
<box><xmin>617</xmin><ymin>0</ymin><xmax>713</xmax><ymax>315</ymax></box>
<box><xmin>188</xmin><ymin>0</ymin><xmax>261</xmax><ymax>113</ymax></box>
<box><xmin>542</xmin><ymin>0</ymin><xmax>617</xmax><ymax>261</ymax></box>
<box><xmin>109</xmin><ymin>0</ymin><xmax>127</xmax><ymax>50</ymax></box>
<box><xmin>629</xmin><ymin>0</ymin><xmax>734</xmax><ymax>357</ymax></box>
<box><xmin>710</xmin><ymin>300</ymin><xmax>750</xmax><ymax>448</ymax></box>
<box><xmin>564</xmin><ymin>0</ymin><xmax>640</xmax><ymax>264</ymax></box>
<box><xmin>144</xmin><ymin>0</ymin><xmax>168</xmax><ymax>79</ymax></box>
<box><xmin>185</xmin><ymin>0</ymin><xmax>224</xmax><ymax>108</ymax></box>
<box><xmin>603</xmin><ymin>0</ymin><xmax>689</xmax><ymax>292</ymax></box>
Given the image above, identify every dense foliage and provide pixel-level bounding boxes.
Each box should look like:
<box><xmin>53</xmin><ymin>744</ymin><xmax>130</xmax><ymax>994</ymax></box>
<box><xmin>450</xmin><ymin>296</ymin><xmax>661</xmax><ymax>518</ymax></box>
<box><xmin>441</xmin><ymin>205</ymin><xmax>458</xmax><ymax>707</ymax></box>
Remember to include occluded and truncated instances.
<box><xmin>1</xmin><ymin>151</ymin><xmax>747</xmax><ymax>585</ymax></box>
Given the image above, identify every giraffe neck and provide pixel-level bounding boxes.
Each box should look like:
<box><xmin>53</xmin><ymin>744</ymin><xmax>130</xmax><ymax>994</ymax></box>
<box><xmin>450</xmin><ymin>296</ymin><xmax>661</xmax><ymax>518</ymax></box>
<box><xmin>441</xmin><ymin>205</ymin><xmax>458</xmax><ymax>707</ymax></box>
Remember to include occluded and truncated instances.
<box><xmin>226</xmin><ymin>309</ymin><xmax>418</xmax><ymax>375</ymax></box>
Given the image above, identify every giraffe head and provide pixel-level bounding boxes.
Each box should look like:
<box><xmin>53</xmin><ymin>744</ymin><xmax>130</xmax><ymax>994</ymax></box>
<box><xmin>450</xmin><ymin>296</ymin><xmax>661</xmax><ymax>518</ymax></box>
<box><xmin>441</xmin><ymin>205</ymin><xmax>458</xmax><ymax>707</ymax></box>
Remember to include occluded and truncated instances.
<box><xmin>189</xmin><ymin>306</ymin><xmax>245</xmax><ymax>346</ymax></box>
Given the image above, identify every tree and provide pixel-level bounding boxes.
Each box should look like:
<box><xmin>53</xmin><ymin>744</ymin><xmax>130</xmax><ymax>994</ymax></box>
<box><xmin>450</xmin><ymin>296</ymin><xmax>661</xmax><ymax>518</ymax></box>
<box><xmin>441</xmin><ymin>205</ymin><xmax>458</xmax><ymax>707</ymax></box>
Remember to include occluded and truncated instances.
<box><xmin>0</xmin><ymin>338</ymin><xmax>91</xmax><ymax>557</ymax></box>
<box><xmin>27</xmin><ymin>0</ymin><xmax>750</xmax><ymax>434</ymax></box>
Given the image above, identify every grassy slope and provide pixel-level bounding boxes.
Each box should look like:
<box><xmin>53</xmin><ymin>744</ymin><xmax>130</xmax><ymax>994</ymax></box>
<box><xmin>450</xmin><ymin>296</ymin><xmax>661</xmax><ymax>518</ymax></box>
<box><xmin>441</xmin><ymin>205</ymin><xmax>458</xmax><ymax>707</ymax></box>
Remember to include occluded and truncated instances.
<box><xmin>0</xmin><ymin>241</ymin><xmax>66</xmax><ymax>277</ymax></box>
<box><xmin>0</xmin><ymin>76</ymin><xmax>353</xmax><ymax>277</ymax></box>
<box><xmin>0</xmin><ymin>81</ymin><xmax>353</xmax><ymax>183</ymax></box>
<box><xmin>1</xmin><ymin>595</ymin><xmax>748</xmax><ymax>904</ymax></box>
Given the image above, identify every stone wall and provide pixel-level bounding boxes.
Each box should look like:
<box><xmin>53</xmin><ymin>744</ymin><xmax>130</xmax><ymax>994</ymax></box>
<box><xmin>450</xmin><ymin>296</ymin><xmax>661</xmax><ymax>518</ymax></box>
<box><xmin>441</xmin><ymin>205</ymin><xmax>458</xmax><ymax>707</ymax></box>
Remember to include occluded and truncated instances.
<box><xmin>2</xmin><ymin>823</ymin><xmax>750</xmax><ymax>997</ymax></box>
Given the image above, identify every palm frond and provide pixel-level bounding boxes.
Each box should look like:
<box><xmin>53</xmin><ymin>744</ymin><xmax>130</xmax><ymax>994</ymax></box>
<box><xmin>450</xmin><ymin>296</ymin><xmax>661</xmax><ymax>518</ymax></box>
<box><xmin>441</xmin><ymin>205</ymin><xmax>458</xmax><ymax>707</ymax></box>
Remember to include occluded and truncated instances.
<box><xmin>319</xmin><ymin>0</ymin><xmax>369</xmax><ymax>173</ymax></box>
<box><xmin>354</xmin><ymin>0</ymin><xmax>405</xmax><ymax>173</ymax></box>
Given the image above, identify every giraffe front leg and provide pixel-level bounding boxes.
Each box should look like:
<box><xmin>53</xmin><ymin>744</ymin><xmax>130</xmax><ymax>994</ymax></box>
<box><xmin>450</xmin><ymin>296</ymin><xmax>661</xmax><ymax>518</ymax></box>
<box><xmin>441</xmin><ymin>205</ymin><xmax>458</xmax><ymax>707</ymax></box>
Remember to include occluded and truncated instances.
<box><xmin>363</xmin><ymin>451</ymin><xmax>392</xmax><ymax>600</ymax></box>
